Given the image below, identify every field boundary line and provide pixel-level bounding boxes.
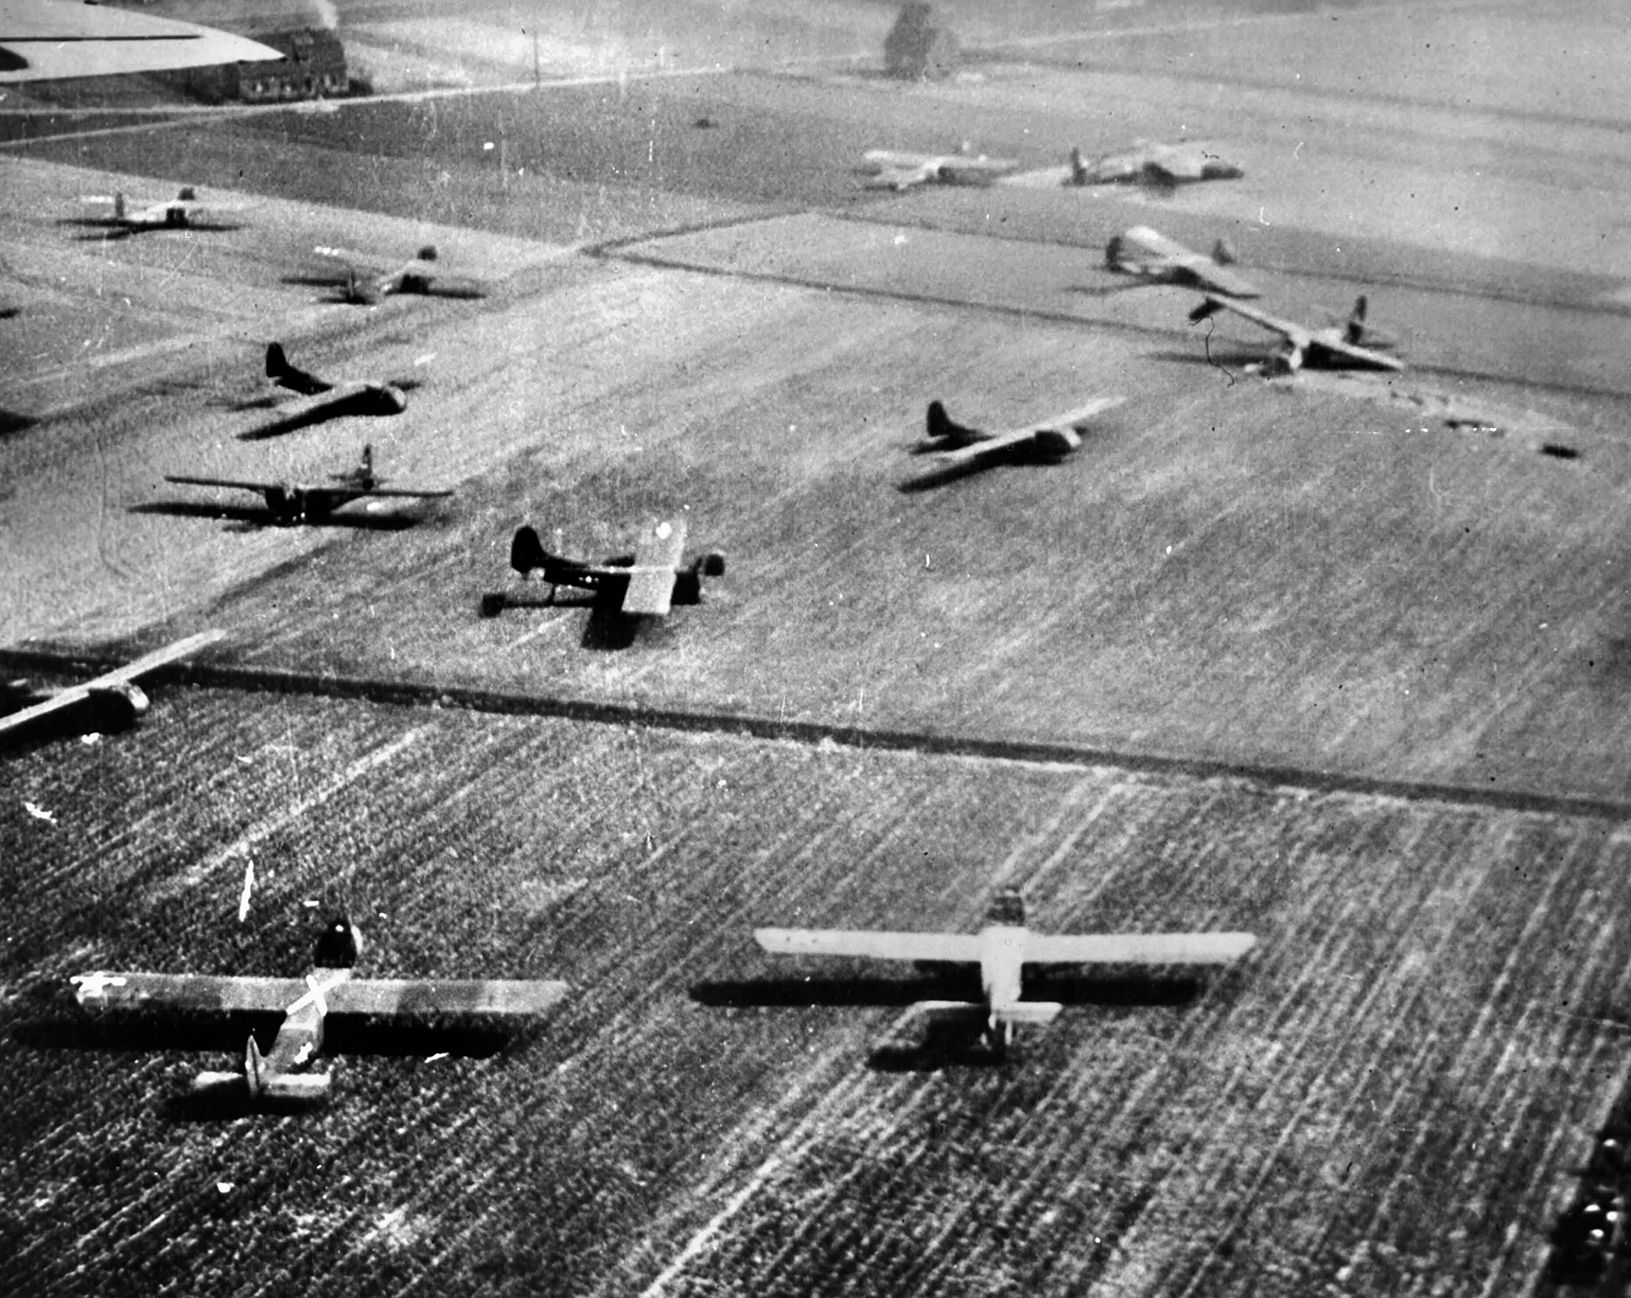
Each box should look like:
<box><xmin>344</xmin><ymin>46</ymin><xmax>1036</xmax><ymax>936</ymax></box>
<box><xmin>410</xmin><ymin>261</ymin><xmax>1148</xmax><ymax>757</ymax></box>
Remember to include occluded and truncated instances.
<box><xmin>5</xmin><ymin>646</ymin><xmax>1629</xmax><ymax>823</ymax></box>
<box><xmin>596</xmin><ymin>239</ymin><xmax>1631</xmax><ymax>404</ymax></box>
<box><xmin>820</xmin><ymin>207</ymin><xmax>1631</xmax><ymax>323</ymax></box>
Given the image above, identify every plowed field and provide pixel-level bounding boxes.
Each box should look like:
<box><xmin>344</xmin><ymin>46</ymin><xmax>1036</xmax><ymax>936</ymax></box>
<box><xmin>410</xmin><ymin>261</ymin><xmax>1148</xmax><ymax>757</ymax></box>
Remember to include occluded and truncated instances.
<box><xmin>3</xmin><ymin>692</ymin><xmax>1628</xmax><ymax>1296</ymax></box>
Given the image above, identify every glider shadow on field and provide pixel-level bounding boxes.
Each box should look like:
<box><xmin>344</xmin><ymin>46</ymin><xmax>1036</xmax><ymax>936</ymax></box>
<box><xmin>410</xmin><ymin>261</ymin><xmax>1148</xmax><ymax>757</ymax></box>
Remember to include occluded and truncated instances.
<box><xmin>692</xmin><ymin>969</ymin><xmax>1205</xmax><ymax>1072</ymax></box>
<box><xmin>15</xmin><ymin>1015</ymin><xmax>517</xmax><ymax>1121</ymax></box>
<box><xmin>483</xmin><ymin>587</ymin><xmax>666</xmax><ymax>652</ymax></box>
<box><xmin>131</xmin><ymin>499</ymin><xmax>424</xmax><ymax>532</ymax></box>
<box><xmin>692</xmin><ymin>969</ymin><xmax>1206</xmax><ymax>1012</ymax></box>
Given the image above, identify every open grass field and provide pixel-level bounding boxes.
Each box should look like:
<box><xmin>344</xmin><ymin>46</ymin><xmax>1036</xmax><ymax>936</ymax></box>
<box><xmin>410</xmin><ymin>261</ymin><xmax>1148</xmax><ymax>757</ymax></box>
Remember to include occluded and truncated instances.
<box><xmin>4</xmin><ymin>690</ymin><xmax>1630</xmax><ymax>1296</ymax></box>
<box><xmin>5</xmin><ymin>0</ymin><xmax>1631</xmax><ymax>1293</ymax></box>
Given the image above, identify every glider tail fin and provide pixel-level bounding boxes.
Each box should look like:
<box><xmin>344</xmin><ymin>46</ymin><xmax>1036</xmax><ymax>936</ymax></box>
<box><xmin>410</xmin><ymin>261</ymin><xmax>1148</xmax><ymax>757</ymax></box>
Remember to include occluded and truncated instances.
<box><xmin>113</xmin><ymin>192</ymin><xmax>127</xmax><ymax>222</ymax></box>
<box><xmin>241</xmin><ymin>1035</ymin><xmax>331</xmax><ymax>1106</ymax></box>
<box><xmin>266</xmin><ymin>342</ymin><xmax>292</xmax><ymax>381</ymax></box>
<box><xmin>510</xmin><ymin>526</ymin><xmax>551</xmax><ymax>575</ymax></box>
<box><xmin>1104</xmin><ymin>233</ymin><xmax>1124</xmax><ymax>269</ymax></box>
<box><xmin>1345</xmin><ymin>295</ymin><xmax>1369</xmax><ymax>344</ymax></box>
<box><xmin>243</xmin><ymin>1033</ymin><xmax>266</xmax><ymax>1100</ymax></box>
<box><xmin>925</xmin><ymin>400</ymin><xmax>981</xmax><ymax>445</ymax></box>
<box><xmin>1068</xmin><ymin>145</ymin><xmax>1088</xmax><ymax>186</ymax></box>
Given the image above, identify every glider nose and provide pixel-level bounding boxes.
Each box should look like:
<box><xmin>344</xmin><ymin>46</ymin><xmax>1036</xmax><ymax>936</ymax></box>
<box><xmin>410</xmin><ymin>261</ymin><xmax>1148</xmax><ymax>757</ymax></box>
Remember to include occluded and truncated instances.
<box><xmin>314</xmin><ymin>917</ymin><xmax>363</xmax><ymax>968</ymax></box>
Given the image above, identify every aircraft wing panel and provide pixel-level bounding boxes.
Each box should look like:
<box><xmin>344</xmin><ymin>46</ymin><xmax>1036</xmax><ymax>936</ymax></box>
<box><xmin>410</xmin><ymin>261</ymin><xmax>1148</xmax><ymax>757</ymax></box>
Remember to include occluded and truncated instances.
<box><xmin>314</xmin><ymin>245</ymin><xmax>380</xmax><ymax>269</ymax></box>
<box><xmin>1308</xmin><ymin>338</ymin><xmax>1407</xmax><ymax>372</ymax></box>
<box><xmin>862</xmin><ymin>150</ymin><xmax>927</xmax><ymax>169</ymax></box>
<box><xmin>622</xmin><ymin>519</ymin><xmax>687</xmax><ymax>614</ymax></box>
<box><xmin>1196</xmin><ymin>293</ymin><xmax>1300</xmax><ymax>341</ymax></box>
<box><xmin>0</xmin><ymin>685</ymin><xmax>93</xmax><ymax>735</ymax></box>
<box><xmin>1023</xmin><ymin>932</ymin><xmax>1257</xmax><ymax>966</ymax></box>
<box><xmin>166</xmin><ymin>474</ymin><xmax>279</xmax><ymax>493</ymax></box>
<box><xmin>864</xmin><ymin>169</ymin><xmax>927</xmax><ymax>191</ymax></box>
<box><xmin>351</xmin><ymin>487</ymin><xmax>455</xmax><ymax>501</ymax></box>
<box><xmin>72</xmin><ymin>972</ymin><xmax>312</xmax><ymax>1013</ymax></box>
<box><xmin>73</xmin><ymin>971</ymin><xmax>570</xmax><ymax>1017</ymax></box>
<box><xmin>96</xmin><ymin>629</ymin><xmax>226</xmax><ymax>685</ymax></box>
<box><xmin>1119</xmin><ymin>225</ymin><xmax>1188</xmax><ymax>260</ymax></box>
<box><xmin>755</xmin><ymin>929</ymin><xmax>984</xmax><ymax>963</ymax></box>
<box><xmin>1037</xmin><ymin>395</ymin><xmax>1127</xmax><ymax>430</ymax></box>
<box><xmin>324</xmin><ymin>978</ymin><xmax>570</xmax><ymax>1017</ymax></box>
<box><xmin>938</xmin><ymin>157</ymin><xmax>1018</xmax><ymax>184</ymax></box>
<box><xmin>127</xmin><ymin>203</ymin><xmax>174</xmax><ymax>225</ymax></box>
<box><xmin>1188</xmin><ymin>265</ymin><xmax>1261</xmax><ymax>299</ymax></box>
<box><xmin>1</xmin><ymin>0</ymin><xmax>285</xmax><ymax>82</ymax></box>
<box><xmin>931</xmin><ymin>427</ymin><xmax>1040</xmax><ymax>471</ymax></box>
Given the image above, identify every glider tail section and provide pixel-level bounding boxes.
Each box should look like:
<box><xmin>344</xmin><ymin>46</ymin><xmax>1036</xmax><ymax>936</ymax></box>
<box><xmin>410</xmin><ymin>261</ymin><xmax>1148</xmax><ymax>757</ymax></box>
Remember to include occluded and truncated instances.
<box><xmin>925</xmin><ymin>400</ymin><xmax>982</xmax><ymax>446</ymax></box>
<box><xmin>190</xmin><ymin>1033</ymin><xmax>331</xmax><ymax>1106</ymax></box>
<box><xmin>244</xmin><ymin>1032</ymin><xmax>267</xmax><ymax>1099</ymax></box>
<box><xmin>917</xmin><ymin>998</ymin><xmax>1063</xmax><ymax>1050</ymax></box>
<box><xmin>671</xmin><ymin>553</ymin><xmax>725</xmax><ymax>605</ymax></box>
<box><xmin>265</xmin><ymin>341</ymin><xmax>291</xmax><ymax>381</ymax></box>
<box><xmin>113</xmin><ymin>192</ymin><xmax>127</xmax><ymax>223</ymax></box>
<box><xmin>1344</xmin><ymin>295</ymin><xmax>1369</xmax><ymax>345</ymax></box>
<box><xmin>992</xmin><ymin>1000</ymin><xmax>1063</xmax><ymax>1030</ymax></box>
<box><xmin>264</xmin><ymin>343</ymin><xmax>326</xmax><ymax>395</ymax></box>
<box><xmin>510</xmin><ymin>525</ymin><xmax>554</xmax><ymax>575</ymax></box>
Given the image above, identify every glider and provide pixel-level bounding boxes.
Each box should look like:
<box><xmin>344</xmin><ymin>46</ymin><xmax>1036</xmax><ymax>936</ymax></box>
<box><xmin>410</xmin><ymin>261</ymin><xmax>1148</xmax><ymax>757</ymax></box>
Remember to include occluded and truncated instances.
<box><xmin>755</xmin><ymin>889</ymin><xmax>1255</xmax><ymax>1053</ymax></box>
